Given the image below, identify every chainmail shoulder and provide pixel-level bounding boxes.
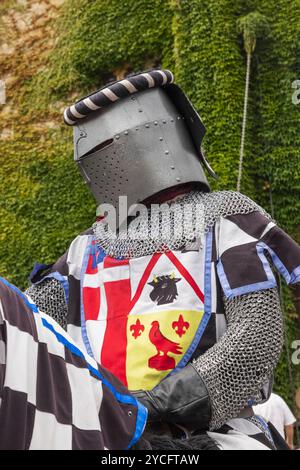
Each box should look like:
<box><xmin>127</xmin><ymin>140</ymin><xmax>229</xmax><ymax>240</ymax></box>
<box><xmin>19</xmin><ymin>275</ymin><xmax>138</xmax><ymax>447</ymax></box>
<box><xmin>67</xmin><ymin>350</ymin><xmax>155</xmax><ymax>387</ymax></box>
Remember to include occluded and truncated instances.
<box><xmin>93</xmin><ymin>190</ymin><xmax>272</xmax><ymax>259</ymax></box>
<box><xmin>25</xmin><ymin>278</ymin><xmax>68</xmax><ymax>330</ymax></box>
<box><xmin>193</xmin><ymin>288</ymin><xmax>283</xmax><ymax>431</ymax></box>
<box><xmin>200</xmin><ymin>190</ymin><xmax>271</xmax><ymax>228</ymax></box>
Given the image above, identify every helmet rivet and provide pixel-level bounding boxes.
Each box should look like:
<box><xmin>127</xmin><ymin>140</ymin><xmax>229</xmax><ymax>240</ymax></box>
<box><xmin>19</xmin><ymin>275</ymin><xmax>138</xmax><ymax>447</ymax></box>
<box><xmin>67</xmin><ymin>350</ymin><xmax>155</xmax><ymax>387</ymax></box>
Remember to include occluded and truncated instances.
<box><xmin>171</xmin><ymin>165</ymin><xmax>175</xmax><ymax>170</ymax></box>
<box><xmin>154</xmin><ymin>121</ymin><xmax>158</xmax><ymax>125</ymax></box>
<box><xmin>115</xmin><ymin>135</ymin><xmax>120</xmax><ymax>140</ymax></box>
<box><xmin>145</xmin><ymin>124</ymin><xmax>149</xmax><ymax>128</ymax></box>
<box><xmin>135</xmin><ymin>127</ymin><xmax>139</xmax><ymax>131</ymax></box>
<box><xmin>162</xmin><ymin>119</ymin><xmax>166</xmax><ymax>124</ymax></box>
<box><xmin>170</xmin><ymin>118</ymin><xmax>174</xmax><ymax>122</ymax></box>
<box><xmin>124</xmin><ymin>131</ymin><xmax>128</xmax><ymax>135</ymax></box>
<box><xmin>165</xmin><ymin>150</ymin><xmax>169</xmax><ymax>155</ymax></box>
<box><xmin>159</xmin><ymin>137</ymin><xmax>163</xmax><ymax>141</ymax></box>
<box><xmin>177</xmin><ymin>116</ymin><xmax>181</xmax><ymax>120</ymax></box>
<box><xmin>138</xmin><ymin>109</ymin><xmax>143</xmax><ymax>113</ymax></box>
<box><xmin>176</xmin><ymin>177</ymin><xmax>181</xmax><ymax>182</ymax></box>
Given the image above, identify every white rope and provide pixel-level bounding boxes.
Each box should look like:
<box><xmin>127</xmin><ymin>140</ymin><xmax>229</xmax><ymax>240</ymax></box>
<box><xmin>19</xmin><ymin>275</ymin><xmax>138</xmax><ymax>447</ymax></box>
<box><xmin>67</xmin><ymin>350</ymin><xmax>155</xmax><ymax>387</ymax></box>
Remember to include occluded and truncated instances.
<box><xmin>237</xmin><ymin>52</ymin><xmax>251</xmax><ymax>192</ymax></box>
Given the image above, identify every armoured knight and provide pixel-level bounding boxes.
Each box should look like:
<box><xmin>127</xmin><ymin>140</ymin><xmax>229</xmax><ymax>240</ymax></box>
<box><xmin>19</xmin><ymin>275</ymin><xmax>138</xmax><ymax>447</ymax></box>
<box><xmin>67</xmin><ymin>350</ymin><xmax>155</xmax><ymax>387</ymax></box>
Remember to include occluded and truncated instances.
<box><xmin>26</xmin><ymin>70</ymin><xmax>300</xmax><ymax>450</ymax></box>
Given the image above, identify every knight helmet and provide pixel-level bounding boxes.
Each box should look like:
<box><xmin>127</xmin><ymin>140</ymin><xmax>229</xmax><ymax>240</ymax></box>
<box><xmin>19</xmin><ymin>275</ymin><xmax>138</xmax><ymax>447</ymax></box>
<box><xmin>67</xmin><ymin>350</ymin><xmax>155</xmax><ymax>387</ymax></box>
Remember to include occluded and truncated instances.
<box><xmin>64</xmin><ymin>69</ymin><xmax>217</xmax><ymax>220</ymax></box>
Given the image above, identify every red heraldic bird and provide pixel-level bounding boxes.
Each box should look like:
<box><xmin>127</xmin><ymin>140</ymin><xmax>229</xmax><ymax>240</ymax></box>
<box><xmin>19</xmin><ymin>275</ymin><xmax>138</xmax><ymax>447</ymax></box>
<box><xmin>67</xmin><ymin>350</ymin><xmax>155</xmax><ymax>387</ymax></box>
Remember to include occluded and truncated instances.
<box><xmin>148</xmin><ymin>320</ymin><xmax>182</xmax><ymax>371</ymax></box>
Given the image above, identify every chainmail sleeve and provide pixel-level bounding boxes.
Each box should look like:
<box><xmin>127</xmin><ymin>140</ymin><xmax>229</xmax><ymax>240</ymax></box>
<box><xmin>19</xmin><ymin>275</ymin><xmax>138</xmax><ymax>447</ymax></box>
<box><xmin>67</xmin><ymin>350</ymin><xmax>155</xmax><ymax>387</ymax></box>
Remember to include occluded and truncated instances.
<box><xmin>25</xmin><ymin>279</ymin><xmax>68</xmax><ymax>330</ymax></box>
<box><xmin>193</xmin><ymin>288</ymin><xmax>283</xmax><ymax>430</ymax></box>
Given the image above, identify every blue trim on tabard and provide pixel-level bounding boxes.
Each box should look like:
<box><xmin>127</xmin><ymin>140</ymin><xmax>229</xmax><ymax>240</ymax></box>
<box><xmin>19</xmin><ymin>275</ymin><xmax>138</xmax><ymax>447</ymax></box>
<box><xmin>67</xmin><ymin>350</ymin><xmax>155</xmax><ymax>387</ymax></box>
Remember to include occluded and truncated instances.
<box><xmin>217</xmin><ymin>239</ymin><xmax>300</xmax><ymax>299</ymax></box>
<box><xmin>203</xmin><ymin>230</ymin><xmax>213</xmax><ymax>333</ymax></box>
<box><xmin>290</xmin><ymin>265</ymin><xmax>300</xmax><ymax>284</ymax></box>
<box><xmin>256</xmin><ymin>244</ymin><xmax>277</xmax><ymax>281</ymax></box>
<box><xmin>79</xmin><ymin>235</ymin><xmax>95</xmax><ymax>359</ymax></box>
<box><xmin>96</xmin><ymin>245</ymin><xmax>106</xmax><ymax>264</ymax></box>
<box><xmin>90</xmin><ymin>242</ymin><xmax>98</xmax><ymax>269</ymax></box>
<box><xmin>253</xmin><ymin>414</ymin><xmax>275</xmax><ymax>446</ymax></box>
<box><xmin>167</xmin><ymin>231</ymin><xmax>213</xmax><ymax>378</ymax></box>
<box><xmin>216</xmin><ymin>253</ymin><xmax>277</xmax><ymax>300</ymax></box>
<box><xmin>0</xmin><ymin>276</ymin><xmax>147</xmax><ymax>450</ymax></box>
<box><xmin>257</xmin><ymin>241</ymin><xmax>300</xmax><ymax>285</ymax></box>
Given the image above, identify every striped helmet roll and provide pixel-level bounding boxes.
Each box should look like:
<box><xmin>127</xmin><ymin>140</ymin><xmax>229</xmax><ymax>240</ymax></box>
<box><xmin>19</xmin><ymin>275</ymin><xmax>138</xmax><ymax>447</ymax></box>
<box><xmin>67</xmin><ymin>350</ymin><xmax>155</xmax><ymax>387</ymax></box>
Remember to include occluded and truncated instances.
<box><xmin>63</xmin><ymin>69</ymin><xmax>174</xmax><ymax>126</ymax></box>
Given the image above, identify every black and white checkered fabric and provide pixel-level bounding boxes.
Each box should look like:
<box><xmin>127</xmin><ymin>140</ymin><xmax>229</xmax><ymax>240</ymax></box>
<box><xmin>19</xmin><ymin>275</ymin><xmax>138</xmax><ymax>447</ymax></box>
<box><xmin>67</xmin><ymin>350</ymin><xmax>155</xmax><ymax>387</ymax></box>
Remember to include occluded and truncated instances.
<box><xmin>63</xmin><ymin>69</ymin><xmax>174</xmax><ymax>126</ymax></box>
<box><xmin>0</xmin><ymin>277</ymin><xmax>146</xmax><ymax>450</ymax></box>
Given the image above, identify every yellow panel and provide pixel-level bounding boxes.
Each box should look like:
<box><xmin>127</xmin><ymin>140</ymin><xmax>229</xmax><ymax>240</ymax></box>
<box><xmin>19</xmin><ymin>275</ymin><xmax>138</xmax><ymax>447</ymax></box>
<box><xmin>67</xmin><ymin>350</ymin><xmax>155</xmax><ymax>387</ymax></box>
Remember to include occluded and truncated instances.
<box><xmin>126</xmin><ymin>309</ymin><xmax>204</xmax><ymax>391</ymax></box>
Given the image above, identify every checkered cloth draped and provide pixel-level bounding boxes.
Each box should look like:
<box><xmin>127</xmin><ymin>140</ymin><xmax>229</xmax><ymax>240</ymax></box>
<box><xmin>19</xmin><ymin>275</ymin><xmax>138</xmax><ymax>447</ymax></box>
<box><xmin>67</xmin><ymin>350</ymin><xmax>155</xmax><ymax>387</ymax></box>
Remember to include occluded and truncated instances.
<box><xmin>0</xmin><ymin>277</ymin><xmax>147</xmax><ymax>450</ymax></box>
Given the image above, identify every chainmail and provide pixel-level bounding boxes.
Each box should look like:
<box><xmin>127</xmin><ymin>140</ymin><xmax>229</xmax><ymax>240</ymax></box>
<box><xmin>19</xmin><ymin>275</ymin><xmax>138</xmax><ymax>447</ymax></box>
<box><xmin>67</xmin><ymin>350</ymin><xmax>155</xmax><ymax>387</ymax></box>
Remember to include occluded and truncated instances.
<box><xmin>93</xmin><ymin>190</ymin><xmax>272</xmax><ymax>259</ymax></box>
<box><xmin>25</xmin><ymin>278</ymin><xmax>68</xmax><ymax>330</ymax></box>
<box><xmin>193</xmin><ymin>288</ymin><xmax>283</xmax><ymax>431</ymax></box>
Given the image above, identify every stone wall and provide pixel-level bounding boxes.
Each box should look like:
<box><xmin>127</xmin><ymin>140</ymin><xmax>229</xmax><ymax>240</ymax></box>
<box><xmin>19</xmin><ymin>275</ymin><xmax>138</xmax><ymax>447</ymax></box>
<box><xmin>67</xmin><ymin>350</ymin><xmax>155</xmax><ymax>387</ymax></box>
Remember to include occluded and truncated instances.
<box><xmin>0</xmin><ymin>0</ymin><xmax>65</xmax><ymax>140</ymax></box>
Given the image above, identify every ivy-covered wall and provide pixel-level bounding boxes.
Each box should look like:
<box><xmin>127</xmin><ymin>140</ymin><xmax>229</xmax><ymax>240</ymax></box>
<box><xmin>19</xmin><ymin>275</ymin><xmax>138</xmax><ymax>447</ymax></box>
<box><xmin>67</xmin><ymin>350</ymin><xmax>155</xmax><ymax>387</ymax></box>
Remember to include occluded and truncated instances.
<box><xmin>0</xmin><ymin>0</ymin><xmax>299</xmax><ymax>412</ymax></box>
